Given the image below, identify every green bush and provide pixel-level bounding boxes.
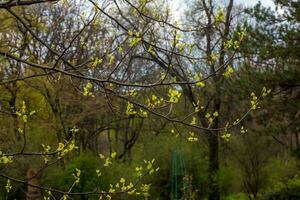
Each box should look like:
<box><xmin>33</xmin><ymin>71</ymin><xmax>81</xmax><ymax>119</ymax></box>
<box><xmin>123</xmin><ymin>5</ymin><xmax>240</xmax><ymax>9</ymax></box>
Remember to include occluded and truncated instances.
<box><xmin>261</xmin><ymin>176</ymin><xmax>300</xmax><ymax>200</ymax></box>
<box><xmin>43</xmin><ymin>152</ymin><xmax>102</xmax><ymax>199</ymax></box>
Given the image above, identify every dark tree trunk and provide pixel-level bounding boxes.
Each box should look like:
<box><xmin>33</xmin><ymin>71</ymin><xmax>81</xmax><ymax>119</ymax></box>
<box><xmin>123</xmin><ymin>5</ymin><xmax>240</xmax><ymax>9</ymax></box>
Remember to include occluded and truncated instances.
<box><xmin>208</xmin><ymin>132</ymin><xmax>220</xmax><ymax>200</ymax></box>
<box><xmin>208</xmin><ymin>97</ymin><xmax>221</xmax><ymax>200</ymax></box>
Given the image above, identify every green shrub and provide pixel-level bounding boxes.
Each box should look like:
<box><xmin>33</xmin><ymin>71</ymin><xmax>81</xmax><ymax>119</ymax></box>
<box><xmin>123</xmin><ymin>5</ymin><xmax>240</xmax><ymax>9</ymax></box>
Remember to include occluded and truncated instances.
<box><xmin>261</xmin><ymin>175</ymin><xmax>300</xmax><ymax>200</ymax></box>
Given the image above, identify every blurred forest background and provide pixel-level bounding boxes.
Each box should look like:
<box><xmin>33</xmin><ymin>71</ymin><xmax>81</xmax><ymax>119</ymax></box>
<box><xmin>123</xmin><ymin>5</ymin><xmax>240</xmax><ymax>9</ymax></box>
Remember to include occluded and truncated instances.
<box><xmin>0</xmin><ymin>0</ymin><xmax>299</xmax><ymax>199</ymax></box>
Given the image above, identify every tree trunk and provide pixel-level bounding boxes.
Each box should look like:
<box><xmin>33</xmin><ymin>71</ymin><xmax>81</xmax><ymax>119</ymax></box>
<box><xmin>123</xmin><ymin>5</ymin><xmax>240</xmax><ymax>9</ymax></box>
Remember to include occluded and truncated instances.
<box><xmin>208</xmin><ymin>90</ymin><xmax>221</xmax><ymax>200</ymax></box>
<box><xmin>208</xmin><ymin>131</ymin><xmax>220</xmax><ymax>200</ymax></box>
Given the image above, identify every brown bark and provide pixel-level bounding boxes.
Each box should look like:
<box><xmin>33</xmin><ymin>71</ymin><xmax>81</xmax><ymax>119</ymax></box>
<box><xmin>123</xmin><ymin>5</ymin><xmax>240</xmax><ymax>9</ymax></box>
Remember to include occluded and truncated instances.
<box><xmin>26</xmin><ymin>168</ymin><xmax>42</xmax><ymax>200</ymax></box>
